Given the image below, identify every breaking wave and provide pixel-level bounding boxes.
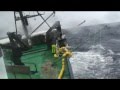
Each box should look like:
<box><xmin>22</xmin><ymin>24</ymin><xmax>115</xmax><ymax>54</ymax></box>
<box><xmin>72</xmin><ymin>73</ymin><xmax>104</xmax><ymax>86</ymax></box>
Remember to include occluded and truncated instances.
<box><xmin>70</xmin><ymin>44</ymin><xmax>120</xmax><ymax>79</ymax></box>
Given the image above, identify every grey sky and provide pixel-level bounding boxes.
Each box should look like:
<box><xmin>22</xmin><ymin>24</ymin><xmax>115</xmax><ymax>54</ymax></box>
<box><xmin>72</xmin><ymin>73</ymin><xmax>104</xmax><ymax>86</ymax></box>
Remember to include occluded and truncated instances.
<box><xmin>1</xmin><ymin>11</ymin><xmax>120</xmax><ymax>38</ymax></box>
<box><xmin>56</xmin><ymin>11</ymin><xmax>120</xmax><ymax>29</ymax></box>
<box><xmin>1</xmin><ymin>11</ymin><xmax>120</xmax><ymax>29</ymax></box>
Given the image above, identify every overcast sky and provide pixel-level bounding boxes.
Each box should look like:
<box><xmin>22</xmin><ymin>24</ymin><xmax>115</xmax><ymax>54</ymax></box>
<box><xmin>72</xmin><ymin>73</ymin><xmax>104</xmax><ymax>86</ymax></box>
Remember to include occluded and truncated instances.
<box><xmin>1</xmin><ymin>11</ymin><xmax>120</xmax><ymax>29</ymax></box>
<box><xmin>56</xmin><ymin>11</ymin><xmax>120</xmax><ymax>29</ymax></box>
<box><xmin>1</xmin><ymin>11</ymin><xmax>120</xmax><ymax>38</ymax></box>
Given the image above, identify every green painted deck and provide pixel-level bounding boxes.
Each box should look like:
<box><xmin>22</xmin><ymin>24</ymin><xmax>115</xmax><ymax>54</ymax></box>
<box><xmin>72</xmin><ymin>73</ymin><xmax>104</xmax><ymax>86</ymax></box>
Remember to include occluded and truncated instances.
<box><xmin>3</xmin><ymin>44</ymin><xmax>70</xmax><ymax>79</ymax></box>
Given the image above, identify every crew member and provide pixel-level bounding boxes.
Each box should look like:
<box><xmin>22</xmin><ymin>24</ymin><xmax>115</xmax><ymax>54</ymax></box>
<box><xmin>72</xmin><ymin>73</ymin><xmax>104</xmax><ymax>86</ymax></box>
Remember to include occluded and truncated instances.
<box><xmin>51</xmin><ymin>36</ymin><xmax>56</xmax><ymax>54</ymax></box>
<box><xmin>50</xmin><ymin>29</ymin><xmax>57</xmax><ymax>54</ymax></box>
<box><xmin>57</xmin><ymin>34</ymin><xmax>68</xmax><ymax>48</ymax></box>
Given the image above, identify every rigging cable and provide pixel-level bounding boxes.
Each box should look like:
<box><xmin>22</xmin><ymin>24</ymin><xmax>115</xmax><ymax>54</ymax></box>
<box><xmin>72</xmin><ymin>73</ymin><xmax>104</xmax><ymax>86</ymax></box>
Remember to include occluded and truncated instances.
<box><xmin>30</xmin><ymin>12</ymin><xmax>54</xmax><ymax>35</ymax></box>
<box><xmin>37</xmin><ymin>11</ymin><xmax>51</xmax><ymax>28</ymax></box>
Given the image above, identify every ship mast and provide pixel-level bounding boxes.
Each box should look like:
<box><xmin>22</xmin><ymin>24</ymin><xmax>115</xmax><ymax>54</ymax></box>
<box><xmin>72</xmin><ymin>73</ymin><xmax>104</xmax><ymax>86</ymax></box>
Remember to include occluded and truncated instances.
<box><xmin>18</xmin><ymin>11</ymin><xmax>32</xmax><ymax>46</ymax></box>
<box><xmin>14</xmin><ymin>11</ymin><xmax>55</xmax><ymax>46</ymax></box>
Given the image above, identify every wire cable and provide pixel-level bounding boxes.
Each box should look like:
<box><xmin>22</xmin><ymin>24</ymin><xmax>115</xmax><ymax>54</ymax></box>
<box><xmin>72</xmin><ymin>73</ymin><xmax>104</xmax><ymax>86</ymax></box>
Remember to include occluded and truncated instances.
<box><xmin>37</xmin><ymin>11</ymin><xmax>51</xmax><ymax>28</ymax></box>
<box><xmin>30</xmin><ymin>12</ymin><xmax>54</xmax><ymax>35</ymax></box>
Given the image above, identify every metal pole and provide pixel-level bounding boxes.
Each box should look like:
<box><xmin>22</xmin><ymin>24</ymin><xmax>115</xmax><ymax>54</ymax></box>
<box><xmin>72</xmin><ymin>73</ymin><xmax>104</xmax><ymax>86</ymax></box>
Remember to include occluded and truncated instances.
<box><xmin>14</xmin><ymin>11</ymin><xmax>18</xmax><ymax>35</ymax></box>
<box><xmin>18</xmin><ymin>11</ymin><xmax>32</xmax><ymax>46</ymax></box>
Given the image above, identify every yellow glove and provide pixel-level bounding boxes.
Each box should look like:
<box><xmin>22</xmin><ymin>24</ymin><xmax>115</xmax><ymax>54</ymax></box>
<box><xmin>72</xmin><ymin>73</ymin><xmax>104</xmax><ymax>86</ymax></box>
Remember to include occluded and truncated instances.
<box><xmin>54</xmin><ymin>54</ymin><xmax>58</xmax><ymax>58</ymax></box>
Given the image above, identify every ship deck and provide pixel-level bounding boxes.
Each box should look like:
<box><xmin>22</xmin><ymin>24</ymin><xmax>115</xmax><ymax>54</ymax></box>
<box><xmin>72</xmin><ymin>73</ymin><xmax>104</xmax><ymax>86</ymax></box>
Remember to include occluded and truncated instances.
<box><xmin>3</xmin><ymin>44</ymin><xmax>70</xmax><ymax>79</ymax></box>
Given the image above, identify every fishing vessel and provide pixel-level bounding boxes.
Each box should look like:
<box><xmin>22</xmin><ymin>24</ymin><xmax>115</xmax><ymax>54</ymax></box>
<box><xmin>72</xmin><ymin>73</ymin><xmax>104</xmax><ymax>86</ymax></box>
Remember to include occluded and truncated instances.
<box><xmin>0</xmin><ymin>11</ymin><xmax>73</xmax><ymax>79</ymax></box>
